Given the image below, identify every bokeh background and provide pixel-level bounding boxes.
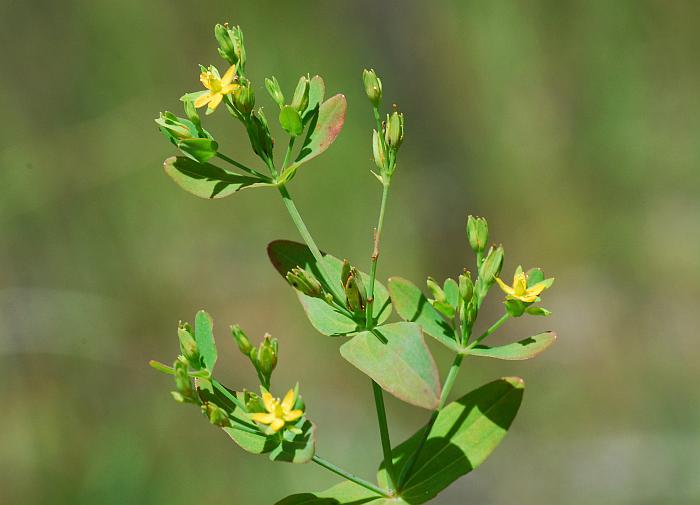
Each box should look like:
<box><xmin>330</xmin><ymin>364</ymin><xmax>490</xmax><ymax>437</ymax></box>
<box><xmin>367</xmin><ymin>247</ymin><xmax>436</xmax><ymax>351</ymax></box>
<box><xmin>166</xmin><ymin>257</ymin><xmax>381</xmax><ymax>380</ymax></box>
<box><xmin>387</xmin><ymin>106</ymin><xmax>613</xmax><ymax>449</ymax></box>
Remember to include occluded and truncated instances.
<box><xmin>2</xmin><ymin>1</ymin><xmax>699</xmax><ymax>503</ymax></box>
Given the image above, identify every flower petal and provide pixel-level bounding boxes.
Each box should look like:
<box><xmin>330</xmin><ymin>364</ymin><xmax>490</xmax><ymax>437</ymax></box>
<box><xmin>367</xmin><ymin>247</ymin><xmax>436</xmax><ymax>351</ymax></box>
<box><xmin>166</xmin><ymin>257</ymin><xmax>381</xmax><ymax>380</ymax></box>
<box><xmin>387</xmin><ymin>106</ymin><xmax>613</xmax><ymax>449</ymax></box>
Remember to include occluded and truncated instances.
<box><xmin>281</xmin><ymin>389</ymin><xmax>296</xmax><ymax>411</ymax></box>
<box><xmin>194</xmin><ymin>92</ymin><xmax>212</xmax><ymax>108</ymax></box>
<box><xmin>221</xmin><ymin>64</ymin><xmax>237</xmax><ymax>85</ymax></box>
<box><xmin>206</xmin><ymin>93</ymin><xmax>223</xmax><ymax>113</ymax></box>
<box><xmin>261</xmin><ymin>392</ymin><xmax>276</xmax><ymax>413</ymax></box>
<box><xmin>251</xmin><ymin>412</ymin><xmax>276</xmax><ymax>425</ymax></box>
<box><xmin>495</xmin><ymin>276</ymin><xmax>515</xmax><ymax>295</ymax></box>
<box><xmin>270</xmin><ymin>418</ymin><xmax>285</xmax><ymax>432</ymax></box>
<box><xmin>283</xmin><ymin>409</ymin><xmax>303</xmax><ymax>422</ymax></box>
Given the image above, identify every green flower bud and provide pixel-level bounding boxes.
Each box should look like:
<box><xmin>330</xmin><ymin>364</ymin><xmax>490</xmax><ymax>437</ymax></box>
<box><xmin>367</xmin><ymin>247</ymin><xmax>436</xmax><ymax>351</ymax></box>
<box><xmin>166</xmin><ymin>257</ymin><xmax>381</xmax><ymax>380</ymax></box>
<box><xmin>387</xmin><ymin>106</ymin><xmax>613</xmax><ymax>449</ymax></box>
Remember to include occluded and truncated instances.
<box><xmin>286</xmin><ymin>267</ymin><xmax>324</xmax><ymax>298</ymax></box>
<box><xmin>265</xmin><ymin>76</ymin><xmax>285</xmax><ymax>108</ymax></box>
<box><xmin>479</xmin><ymin>245</ymin><xmax>504</xmax><ymax>285</ymax></box>
<box><xmin>231</xmin><ymin>25</ymin><xmax>246</xmax><ymax>71</ymax></box>
<box><xmin>174</xmin><ymin>358</ymin><xmax>195</xmax><ymax>402</ymax></box>
<box><xmin>340</xmin><ymin>259</ymin><xmax>352</xmax><ymax>286</ymax></box>
<box><xmin>203</xmin><ymin>402</ymin><xmax>230</xmax><ymax>427</ymax></box>
<box><xmin>466</xmin><ymin>215</ymin><xmax>489</xmax><ymax>255</ymax></box>
<box><xmin>177</xmin><ymin>322</ymin><xmax>200</xmax><ymax>367</ymax></box>
<box><xmin>526</xmin><ymin>306</ymin><xmax>552</xmax><ymax>317</ymax></box>
<box><xmin>244</xmin><ymin>390</ymin><xmax>266</xmax><ymax>413</ymax></box>
<box><xmin>458</xmin><ymin>271</ymin><xmax>474</xmax><ymax>302</ymax></box>
<box><xmin>214</xmin><ymin>23</ymin><xmax>236</xmax><ymax>65</ymax></box>
<box><xmin>246</xmin><ymin>108</ymin><xmax>274</xmax><ymax>162</ymax></box>
<box><xmin>384</xmin><ymin>111</ymin><xmax>404</xmax><ymax>149</ymax></box>
<box><xmin>426</xmin><ymin>276</ymin><xmax>447</xmax><ymax>303</ymax></box>
<box><xmin>362</xmin><ymin>68</ymin><xmax>383</xmax><ymax>107</ymax></box>
<box><xmin>182</xmin><ymin>99</ymin><xmax>202</xmax><ymax>132</ymax></box>
<box><xmin>257</xmin><ymin>334</ymin><xmax>278</xmax><ymax>378</ymax></box>
<box><xmin>231</xmin><ymin>324</ymin><xmax>253</xmax><ymax>356</ymax></box>
<box><xmin>155</xmin><ymin>112</ymin><xmax>192</xmax><ymax>141</ymax></box>
<box><xmin>233</xmin><ymin>81</ymin><xmax>255</xmax><ymax>114</ymax></box>
<box><xmin>372</xmin><ymin>129</ymin><xmax>386</xmax><ymax>171</ymax></box>
<box><xmin>344</xmin><ymin>268</ymin><xmax>367</xmax><ymax>314</ymax></box>
<box><xmin>290</xmin><ymin>75</ymin><xmax>310</xmax><ymax>113</ymax></box>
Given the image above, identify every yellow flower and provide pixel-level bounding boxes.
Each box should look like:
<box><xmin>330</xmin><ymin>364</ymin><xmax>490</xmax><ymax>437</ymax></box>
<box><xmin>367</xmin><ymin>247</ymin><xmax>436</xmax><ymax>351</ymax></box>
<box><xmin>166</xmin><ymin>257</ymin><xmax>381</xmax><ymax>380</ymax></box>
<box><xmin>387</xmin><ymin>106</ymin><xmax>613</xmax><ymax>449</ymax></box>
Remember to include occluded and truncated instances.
<box><xmin>250</xmin><ymin>389</ymin><xmax>303</xmax><ymax>432</ymax></box>
<box><xmin>194</xmin><ymin>64</ymin><xmax>239</xmax><ymax>113</ymax></box>
<box><xmin>495</xmin><ymin>266</ymin><xmax>551</xmax><ymax>303</ymax></box>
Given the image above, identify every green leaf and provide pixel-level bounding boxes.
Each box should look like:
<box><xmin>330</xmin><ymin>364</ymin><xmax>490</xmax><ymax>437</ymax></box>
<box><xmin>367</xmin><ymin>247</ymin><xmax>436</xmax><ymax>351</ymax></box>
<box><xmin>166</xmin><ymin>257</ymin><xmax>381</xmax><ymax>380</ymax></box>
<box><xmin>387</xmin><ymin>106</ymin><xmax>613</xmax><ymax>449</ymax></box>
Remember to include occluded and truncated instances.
<box><xmin>268</xmin><ymin>419</ymin><xmax>316</xmax><ymax>463</ymax></box>
<box><xmin>267</xmin><ymin>240</ymin><xmax>391</xmax><ymax>336</ymax></box>
<box><xmin>275</xmin><ymin>481</ymin><xmax>386</xmax><ymax>505</ymax></box>
<box><xmin>279</xmin><ymin>93</ymin><xmax>346</xmax><ymax>183</ymax></box>
<box><xmin>177</xmin><ymin>138</ymin><xmax>218</xmax><ymax>163</ymax></box>
<box><xmin>443</xmin><ymin>278</ymin><xmax>459</xmax><ymax>308</ymax></box>
<box><xmin>304</xmin><ymin>75</ymin><xmax>326</xmax><ymax>120</ymax></box>
<box><xmin>279</xmin><ymin>105</ymin><xmax>304</xmax><ymax>137</ymax></box>
<box><xmin>164</xmin><ymin>156</ymin><xmax>272</xmax><ymax>199</ymax></box>
<box><xmin>378</xmin><ymin>377</ymin><xmax>525</xmax><ymax>503</ymax></box>
<box><xmin>467</xmin><ymin>331</ymin><xmax>557</xmax><ymax>360</ymax></box>
<box><xmin>194</xmin><ymin>310</ymin><xmax>217</xmax><ymax>371</ymax></box>
<box><xmin>340</xmin><ymin>322</ymin><xmax>441</xmax><ymax>410</ymax></box>
<box><xmin>388</xmin><ymin>277</ymin><xmax>458</xmax><ymax>351</ymax></box>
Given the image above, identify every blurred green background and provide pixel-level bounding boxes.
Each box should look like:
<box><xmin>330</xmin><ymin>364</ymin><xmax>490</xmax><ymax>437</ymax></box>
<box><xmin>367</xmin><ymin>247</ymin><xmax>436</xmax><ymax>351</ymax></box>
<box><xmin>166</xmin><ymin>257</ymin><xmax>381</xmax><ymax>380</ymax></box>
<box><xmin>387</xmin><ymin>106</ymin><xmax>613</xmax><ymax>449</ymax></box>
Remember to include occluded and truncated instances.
<box><xmin>2</xmin><ymin>1</ymin><xmax>699</xmax><ymax>503</ymax></box>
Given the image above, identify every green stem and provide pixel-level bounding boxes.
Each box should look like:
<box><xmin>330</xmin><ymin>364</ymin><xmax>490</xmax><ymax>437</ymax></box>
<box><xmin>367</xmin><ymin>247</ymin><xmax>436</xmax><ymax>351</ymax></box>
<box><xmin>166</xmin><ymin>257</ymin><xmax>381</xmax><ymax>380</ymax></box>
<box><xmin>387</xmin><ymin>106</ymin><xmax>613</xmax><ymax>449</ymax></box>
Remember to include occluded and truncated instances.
<box><xmin>397</xmin><ymin>353</ymin><xmax>464</xmax><ymax>488</ymax></box>
<box><xmin>467</xmin><ymin>312</ymin><xmax>511</xmax><ymax>349</ymax></box>
<box><xmin>277</xmin><ymin>184</ymin><xmax>346</xmax><ymax>305</ymax></box>
<box><xmin>372</xmin><ymin>380</ymin><xmax>396</xmax><ymax>493</ymax></box>
<box><xmin>281</xmin><ymin>137</ymin><xmax>296</xmax><ymax>172</ymax></box>
<box><xmin>312</xmin><ymin>455</ymin><xmax>392</xmax><ymax>498</ymax></box>
<box><xmin>215</xmin><ymin>152</ymin><xmax>269</xmax><ymax>179</ymax></box>
<box><xmin>364</xmin><ymin>182</ymin><xmax>390</xmax><ymax>328</ymax></box>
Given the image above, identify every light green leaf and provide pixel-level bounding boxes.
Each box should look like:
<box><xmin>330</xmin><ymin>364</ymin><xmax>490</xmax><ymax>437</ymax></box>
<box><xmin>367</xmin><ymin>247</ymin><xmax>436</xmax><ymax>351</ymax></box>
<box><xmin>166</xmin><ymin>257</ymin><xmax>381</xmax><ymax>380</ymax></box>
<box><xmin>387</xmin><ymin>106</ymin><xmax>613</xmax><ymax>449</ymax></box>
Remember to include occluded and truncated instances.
<box><xmin>194</xmin><ymin>310</ymin><xmax>217</xmax><ymax>371</ymax></box>
<box><xmin>467</xmin><ymin>331</ymin><xmax>557</xmax><ymax>360</ymax></box>
<box><xmin>274</xmin><ymin>481</ymin><xmax>387</xmax><ymax>505</ymax></box>
<box><xmin>176</xmin><ymin>138</ymin><xmax>218</xmax><ymax>163</ymax></box>
<box><xmin>268</xmin><ymin>419</ymin><xmax>316</xmax><ymax>463</ymax></box>
<box><xmin>304</xmin><ymin>75</ymin><xmax>326</xmax><ymax>120</ymax></box>
<box><xmin>279</xmin><ymin>105</ymin><xmax>304</xmax><ymax>137</ymax></box>
<box><xmin>267</xmin><ymin>240</ymin><xmax>391</xmax><ymax>336</ymax></box>
<box><xmin>388</xmin><ymin>277</ymin><xmax>458</xmax><ymax>351</ymax></box>
<box><xmin>163</xmin><ymin>156</ymin><xmax>272</xmax><ymax>199</ymax></box>
<box><xmin>378</xmin><ymin>377</ymin><xmax>525</xmax><ymax>503</ymax></box>
<box><xmin>279</xmin><ymin>94</ymin><xmax>346</xmax><ymax>183</ymax></box>
<box><xmin>340</xmin><ymin>322</ymin><xmax>441</xmax><ymax>410</ymax></box>
<box><xmin>443</xmin><ymin>278</ymin><xmax>459</xmax><ymax>308</ymax></box>
<box><xmin>223</xmin><ymin>425</ymin><xmax>276</xmax><ymax>455</ymax></box>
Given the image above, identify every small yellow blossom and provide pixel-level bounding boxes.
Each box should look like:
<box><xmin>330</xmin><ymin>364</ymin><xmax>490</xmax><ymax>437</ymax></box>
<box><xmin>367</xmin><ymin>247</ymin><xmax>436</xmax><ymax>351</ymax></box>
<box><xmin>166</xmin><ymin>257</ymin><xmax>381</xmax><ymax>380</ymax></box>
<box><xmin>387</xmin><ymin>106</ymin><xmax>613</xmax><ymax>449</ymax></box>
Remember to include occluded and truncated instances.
<box><xmin>495</xmin><ymin>266</ymin><xmax>551</xmax><ymax>303</ymax></box>
<box><xmin>250</xmin><ymin>389</ymin><xmax>303</xmax><ymax>432</ymax></box>
<box><xmin>194</xmin><ymin>64</ymin><xmax>239</xmax><ymax>113</ymax></box>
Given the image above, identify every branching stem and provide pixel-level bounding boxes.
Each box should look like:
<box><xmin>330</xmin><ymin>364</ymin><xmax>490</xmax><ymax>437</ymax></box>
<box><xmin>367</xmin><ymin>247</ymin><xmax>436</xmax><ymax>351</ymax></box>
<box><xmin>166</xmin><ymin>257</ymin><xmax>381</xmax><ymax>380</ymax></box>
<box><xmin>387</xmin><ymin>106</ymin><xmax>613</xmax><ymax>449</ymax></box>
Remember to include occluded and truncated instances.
<box><xmin>312</xmin><ymin>455</ymin><xmax>392</xmax><ymax>497</ymax></box>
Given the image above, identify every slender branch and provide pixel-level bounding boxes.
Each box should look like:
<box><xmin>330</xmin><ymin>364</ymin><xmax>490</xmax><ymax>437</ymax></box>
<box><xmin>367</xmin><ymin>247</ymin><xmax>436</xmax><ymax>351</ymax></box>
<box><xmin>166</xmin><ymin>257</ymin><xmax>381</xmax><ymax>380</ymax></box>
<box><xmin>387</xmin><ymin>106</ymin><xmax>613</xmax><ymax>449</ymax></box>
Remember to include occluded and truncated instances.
<box><xmin>372</xmin><ymin>380</ymin><xmax>396</xmax><ymax>493</ymax></box>
<box><xmin>364</xmin><ymin>182</ymin><xmax>390</xmax><ymax>328</ymax></box>
<box><xmin>215</xmin><ymin>152</ymin><xmax>270</xmax><ymax>179</ymax></box>
<box><xmin>281</xmin><ymin>137</ymin><xmax>296</xmax><ymax>172</ymax></box>
<box><xmin>467</xmin><ymin>312</ymin><xmax>511</xmax><ymax>349</ymax></box>
<box><xmin>397</xmin><ymin>353</ymin><xmax>464</xmax><ymax>488</ymax></box>
<box><xmin>277</xmin><ymin>184</ymin><xmax>346</xmax><ymax>304</ymax></box>
<box><xmin>312</xmin><ymin>455</ymin><xmax>392</xmax><ymax>498</ymax></box>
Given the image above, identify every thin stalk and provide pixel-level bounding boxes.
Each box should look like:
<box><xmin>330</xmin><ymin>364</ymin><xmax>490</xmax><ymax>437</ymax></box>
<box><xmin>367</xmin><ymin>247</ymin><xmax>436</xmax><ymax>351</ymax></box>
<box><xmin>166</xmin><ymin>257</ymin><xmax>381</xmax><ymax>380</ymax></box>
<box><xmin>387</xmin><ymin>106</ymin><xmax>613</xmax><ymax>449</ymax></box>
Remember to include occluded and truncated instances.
<box><xmin>398</xmin><ymin>353</ymin><xmax>464</xmax><ymax>488</ymax></box>
<box><xmin>467</xmin><ymin>312</ymin><xmax>511</xmax><ymax>349</ymax></box>
<box><xmin>281</xmin><ymin>137</ymin><xmax>296</xmax><ymax>172</ymax></box>
<box><xmin>277</xmin><ymin>184</ymin><xmax>346</xmax><ymax>305</ymax></box>
<box><xmin>215</xmin><ymin>152</ymin><xmax>269</xmax><ymax>179</ymax></box>
<box><xmin>312</xmin><ymin>455</ymin><xmax>392</xmax><ymax>498</ymax></box>
<box><xmin>364</xmin><ymin>182</ymin><xmax>390</xmax><ymax>328</ymax></box>
<box><xmin>372</xmin><ymin>380</ymin><xmax>396</xmax><ymax>493</ymax></box>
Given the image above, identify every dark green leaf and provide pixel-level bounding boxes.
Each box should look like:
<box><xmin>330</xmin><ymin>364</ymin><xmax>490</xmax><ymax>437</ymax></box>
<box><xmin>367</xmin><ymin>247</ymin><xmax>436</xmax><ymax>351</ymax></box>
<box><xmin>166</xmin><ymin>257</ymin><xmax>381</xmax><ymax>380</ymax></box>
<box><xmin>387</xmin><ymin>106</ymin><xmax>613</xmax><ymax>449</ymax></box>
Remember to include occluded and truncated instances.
<box><xmin>378</xmin><ymin>377</ymin><xmax>525</xmax><ymax>503</ymax></box>
<box><xmin>275</xmin><ymin>481</ymin><xmax>386</xmax><ymax>505</ymax></box>
<box><xmin>164</xmin><ymin>156</ymin><xmax>272</xmax><ymax>199</ymax></box>
<box><xmin>279</xmin><ymin>94</ymin><xmax>346</xmax><ymax>183</ymax></box>
<box><xmin>177</xmin><ymin>138</ymin><xmax>218</xmax><ymax>163</ymax></box>
<box><xmin>340</xmin><ymin>322</ymin><xmax>441</xmax><ymax>410</ymax></box>
<box><xmin>194</xmin><ymin>310</ymin><xmax>217</xmax><ymax>371</ymax></box>
<box><xmin>268</xmin><ymin>419</ymin><xmax>316</xmax><ymax>463</ymax></box>
<box><xmin>388</xmin><ymin>277</ymin><xmax>458</xmax><ymax>351</ymax></box>
<box><xmin>467</xmin><ymin>331</ymin><xmax>557</xmax><ymax>360</ymax></box>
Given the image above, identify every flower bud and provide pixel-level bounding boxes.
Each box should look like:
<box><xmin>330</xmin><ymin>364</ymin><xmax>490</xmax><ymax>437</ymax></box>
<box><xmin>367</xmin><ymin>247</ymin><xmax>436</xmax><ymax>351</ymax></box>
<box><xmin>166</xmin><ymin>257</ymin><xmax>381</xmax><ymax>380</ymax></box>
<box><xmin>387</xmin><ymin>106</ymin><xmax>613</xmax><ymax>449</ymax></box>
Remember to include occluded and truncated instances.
<box><xmin>233</xmin><ymin>81</ymin><xmax>255</xmax><ymax>114</ymax></box>
<box><xmin>426</xmin><ymin>277</ymin><xmax>447</xmax><ymax>303</ymax></box>
<box><xmin>257</xmin><ymin>334</ymin><xmax>278</xmax><ymax>378</ymax></box>
<box><xmin>372</xmin><ymin>129</ymin><xmax>386</xmax><ymax>171</ymax></box>
<box><xmin>155</xmin><ymin>112</ymin><xmax>192</xmax><ymax>141</ymax></box>
<box><xmin>231</xmin><ymin>324</ymin><xmax>253</xmax><ymax>356</ymax></box>
<box><xmin>362</xmin><ymin>69</ymin><xmax>382</xmax><ymax>107</ymax></box>
<box><xmin>344</xmin><ymin>268</ymin><xmax>367</xmax><ymax>314</ymax></box>
<box><xmin>458</xmin><ymin>271</ymin><xmax>474</xmax><ymax>302</ymax></box>
<box><xmin>466</xmin><ymin>215</ymin><xmax>489</xmax><ymax>255</ymax></box>
<box><xmin>215</xmin><ymin>23</ymin><xmax>246</xmax><ymax>71</ymax></box>
<box><xmin>479</xmin><ymin>245</ymin><xmax>504</xmax><ymax>285</ymax></box>
<box><xmin>182</xmin><ymin>100</ymin><xmax>202</xmax><ymax>131</ymax></box>
<box><xmin>174</xmin><ymin>358</ymin><xmax>195</xmax><ymax>401</ymax></box>
<box><xmin>177</xmin><ymin>322</ymin><xmax>200</xmax><ymax>367</ymax></box>
<box><xmin>246</xmin><ymin>108</ymin><xmax>274</xmax><ymax>162</ymax></box>
<box><xmin>203</xmin><ymin>402</ymin><xmax>230</xmax><ymax>427</ymax></box>
<box><xmin>384</xmin><ymin>111</ymin><xmax>404</xmax><ymax>149</ymax></box>
<box><xmin>286</xmin><ymin>267</ymin><xmax>324</xmax><ymax>298</ymax></box>
<box><xmin>265</xmin><ymin>76</ymin><xmax>285</xmax><ymax>108</ymax></box>
<box><xmin>340</xmin><ymin>259</ymin><xmax>352</xmax><ymax>286</ymax></box>
<box><xmin>290</xmin><ymin>75</ymin><xmax>310</xmax><ymax>113</ymax></box>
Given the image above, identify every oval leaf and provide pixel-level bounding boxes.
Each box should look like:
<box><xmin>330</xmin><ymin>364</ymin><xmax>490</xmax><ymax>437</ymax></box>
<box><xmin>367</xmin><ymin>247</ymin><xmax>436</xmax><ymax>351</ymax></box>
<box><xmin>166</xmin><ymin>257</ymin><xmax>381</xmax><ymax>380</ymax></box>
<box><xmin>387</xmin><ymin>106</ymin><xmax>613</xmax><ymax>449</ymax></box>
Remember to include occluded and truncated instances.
<box><xmin>377</xmin><ymin>377</ymin><xmax>525</xmax><ymax>503</ymax></box>
<box><xmin>388</xmin><ymin>277</ymin><xmax>458</xmax><ymax>351</ymax></box>
<box><xmin>279</xmin><ymin>94</ymin><xmax>347</xmax><ymax>183</ymax></box>
<box><xmin>467</xmin><ymin>331</ymin><xmax>557</xmax><ymax>360</ymax></box>
<box><xmin>340</xmin><ymin>322</ymin><xmax>441</xmax><ymax>410</ymax></box>
<box><xmin>279</xmin><ymin>105</ymin><xmax>303</xmax><ymax>136</ymax></box>
<box><xmin>275</xmin><ymin>481</ymin><xmax>386</xmax><ymax>505</ymax></box>
<box><xmin>164</xmin><ymin>156</ymin><xmax>272</xmax><ymax>199</ymax></box>
<box><xmin>194</xmin><ymin>309</ymin><xmax>217</xmax><ymax>371</ymax></box>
